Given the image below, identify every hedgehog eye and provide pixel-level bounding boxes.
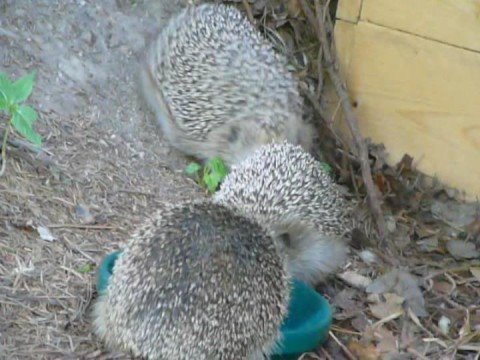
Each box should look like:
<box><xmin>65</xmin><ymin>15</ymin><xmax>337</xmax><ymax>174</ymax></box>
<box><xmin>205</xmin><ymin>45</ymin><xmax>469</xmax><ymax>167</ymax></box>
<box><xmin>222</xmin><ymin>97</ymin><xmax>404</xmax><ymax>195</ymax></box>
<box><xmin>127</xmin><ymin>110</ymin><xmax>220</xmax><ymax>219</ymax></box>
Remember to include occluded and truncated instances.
<box><xmin>228</xmin><ymin>126</ymin><xmax>239</xmax><ymax>143</ymax></box>
<box><xmin>277</xmin><ymin>232</ymin><xmax>291</xmax><ymax>247</ymax></box>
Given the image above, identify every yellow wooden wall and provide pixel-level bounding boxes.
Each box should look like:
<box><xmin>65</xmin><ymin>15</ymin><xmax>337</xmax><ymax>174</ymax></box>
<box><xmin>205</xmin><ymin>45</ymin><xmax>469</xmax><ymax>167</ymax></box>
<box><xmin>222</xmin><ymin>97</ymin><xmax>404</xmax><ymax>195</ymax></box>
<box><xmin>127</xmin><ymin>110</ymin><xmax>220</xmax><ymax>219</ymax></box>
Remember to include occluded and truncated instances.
<box><xmin>330</xmin><ymin>0</ymin><xmax>480</xmax><ymax>200</ymax></box>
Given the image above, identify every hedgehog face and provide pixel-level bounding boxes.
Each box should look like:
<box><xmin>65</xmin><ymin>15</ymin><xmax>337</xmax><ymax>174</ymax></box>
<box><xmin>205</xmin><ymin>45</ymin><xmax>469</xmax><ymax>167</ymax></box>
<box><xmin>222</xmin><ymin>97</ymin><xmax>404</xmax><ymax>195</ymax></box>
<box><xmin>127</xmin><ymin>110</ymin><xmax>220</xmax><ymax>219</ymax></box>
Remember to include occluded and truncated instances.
<box><xmin>223</xmin><ymin>121</ymin><xmax>287</xmax><ymax>165</ymax></box>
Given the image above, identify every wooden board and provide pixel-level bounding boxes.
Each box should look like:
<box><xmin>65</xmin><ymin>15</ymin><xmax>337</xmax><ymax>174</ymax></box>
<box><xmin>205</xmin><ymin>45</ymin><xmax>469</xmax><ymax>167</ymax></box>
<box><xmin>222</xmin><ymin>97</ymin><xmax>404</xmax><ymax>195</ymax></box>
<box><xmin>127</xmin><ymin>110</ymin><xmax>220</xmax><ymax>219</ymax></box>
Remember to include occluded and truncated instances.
<box><xmin>336</xmin><ymin>0</ymin><xmax>362</xmax><ymax>23</ymax></box>
<box><xmin>361</xmin><ymin>0</ymin><xmax>480</xmax><ymax>53</ymax></box>
<box><xmin>331</xmin><ymin>17</ymin><xmax>480</xmax><ymax>200</ymax></box>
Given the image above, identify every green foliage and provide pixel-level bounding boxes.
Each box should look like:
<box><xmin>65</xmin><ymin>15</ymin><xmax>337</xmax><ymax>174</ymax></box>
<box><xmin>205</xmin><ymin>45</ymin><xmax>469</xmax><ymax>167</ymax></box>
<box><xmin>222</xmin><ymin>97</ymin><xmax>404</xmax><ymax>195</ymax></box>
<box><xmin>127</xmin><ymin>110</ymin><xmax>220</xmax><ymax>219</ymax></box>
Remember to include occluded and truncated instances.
<box><xmin>185</xmin><ymin>157</ymin><xmax>228</xmax><ymax>193</ymax></box>
<box><xmin>0</xmin><ymin>71</ymin><xmax>41</xmax><ymax>146</ymax></box>
<box><xmin>77</xmin><ymin>263</ymin><xmax>95</xmax><ymax>274</ymax></box>
<box><xmin>203</xmin><ymin>157</ymin><xmax>228</xmax><ymax>193</ymax></box>
<box><xmin>320</xmin><ymin>162</ymin><xmax>333</xmax><ymax>174</ymax></box>
<box><xmin>185</xmin><ymin>162</ymin><xmax>202</xmax><ymax>176</ymax></box>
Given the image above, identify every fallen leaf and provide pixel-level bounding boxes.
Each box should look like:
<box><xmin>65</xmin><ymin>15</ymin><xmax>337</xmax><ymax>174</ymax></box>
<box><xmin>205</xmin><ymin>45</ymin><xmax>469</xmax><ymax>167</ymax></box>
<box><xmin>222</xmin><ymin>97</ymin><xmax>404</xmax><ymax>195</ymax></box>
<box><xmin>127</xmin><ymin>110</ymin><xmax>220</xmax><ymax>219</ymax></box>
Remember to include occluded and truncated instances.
<box><xmin>375</xmin><ymin>326</ymin><xmax>398</xmax><ymax>354</ymax></box>
<box><xmin>369</xmin><ymin>293</ymin><xmax>404</xmax><ymax>320</ymax></box>
<box><xmin>417</xmin><ymin>236</ymin><xmax>439</xmax><ymax>253</ymax></box>
<box><xmin>359</xmin><ymin>250</ymin><xmax>377</xmax><ymax>264</ymax></box>
<box><xmin>75</xmin><ymin>203</ymin><xmax>95</xmax><ymax>224</ymax></box>
<box><xmin>338</xmin><ymin>270</ymin><xmax>372</xmax><ymax>289</ymax></box>
<box><xmin>367</xmin><ymin>269</ymin><xmax>427</xmax><ymax>317</ymax></box>
<box><xmin>396</xmin><ymin>154</ymin><xmax>414</xmax><ymax>174</ymax></box>
<box><xmin>432</xmin><ymin>280</ymin><xmax>454</xmax><ymax>295</ymax></box>
<box><xmin>466</xmin><ymin>218</ymin><xmax>480</xmax><ymax>240</ymax></box>
<box><xmin>431</xmin><ymin>200</ymin><xmax>478</xmax><ymax>228</ymax></box>
<box><xmin>438</xmin><ymin>315</ymin><xmax>451</xmax><ymax>336</ymax></box>
<box><xmin>470</xmin><ymin>267</ymin><xmax>480</xmax><ymax>282</ymax></box>
<box><xmin>392</xmin><ymin>223</ymin><xmax>411</xmax><ymax>251</ymax></box>
<box><xmin>333</xmin><ymin>289</ymin><xmax>358</xmax><ymax>311</ymax></box>
<box><xmin>351</xmin><ymin>313</ymin><xmax>369</xmax><ymax>332</ymax></box>
<box><xmin>348</xmin><ymin>340</ymin><xmax>380</xmax><ymax>360</ymax></box>
<box><xmin>37</xmin><ymin>226</ymin><xmax>56</xmax><ymax>242</ymax></box>
<box><xmin>446</xmin><ymin>240</ymin><xmax>479</xmax><ymax>259</ymax></box>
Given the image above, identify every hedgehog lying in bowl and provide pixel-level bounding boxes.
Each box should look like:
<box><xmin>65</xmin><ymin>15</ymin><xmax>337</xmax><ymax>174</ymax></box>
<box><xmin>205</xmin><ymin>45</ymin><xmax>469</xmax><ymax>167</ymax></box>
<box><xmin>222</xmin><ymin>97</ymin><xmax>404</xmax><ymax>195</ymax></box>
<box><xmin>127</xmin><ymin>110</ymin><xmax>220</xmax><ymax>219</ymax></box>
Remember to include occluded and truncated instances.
<box><xmin>93</xmin><ymin>201</ymin><xmax>332</xmax><ymax>359</ymax></box>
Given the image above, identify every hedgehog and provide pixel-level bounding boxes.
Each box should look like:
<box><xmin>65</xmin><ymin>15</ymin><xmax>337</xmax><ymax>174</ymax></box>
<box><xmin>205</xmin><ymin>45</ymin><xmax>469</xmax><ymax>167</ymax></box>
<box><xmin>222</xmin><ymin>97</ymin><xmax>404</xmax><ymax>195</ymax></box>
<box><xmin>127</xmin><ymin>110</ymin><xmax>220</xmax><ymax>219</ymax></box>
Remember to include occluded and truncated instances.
<box><xmin>140</xmin><ymin>3</ymin><xmax>313</xmax><ymax>166</ymax></box>
<box><xmin>213</xmin><ymin>142</ymin><xmax>354</xmax><ymax>286</ymax></box>
<box><xmin>92</xmin><ymin>201</ymin><xmax>290</xmax><ymax>359</ymax></box>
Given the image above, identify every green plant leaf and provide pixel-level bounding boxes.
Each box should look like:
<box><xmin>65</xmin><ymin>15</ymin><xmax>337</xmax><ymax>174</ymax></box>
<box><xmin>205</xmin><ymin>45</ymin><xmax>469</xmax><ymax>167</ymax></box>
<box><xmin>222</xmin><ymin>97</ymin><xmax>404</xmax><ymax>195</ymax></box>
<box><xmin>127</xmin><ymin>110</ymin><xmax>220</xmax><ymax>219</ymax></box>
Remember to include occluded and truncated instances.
<box><xmin>203</xmin><ymin>157</ymin><xmax>228</xmax><ymax>193</ymax></box>
<box><xmin>185</xmin><ymin>162</ymin><xmax>201</xmax><ymax>176</ymax></box>
<box><xmin>209</xmin><ymin>157</ymin><xmax>228</xmax><ymax>175</ymax></box>
<box><xmin>0</xmin><ymin>72</ymin><xmax>12</xmax><ymax>106</ymax></box>
<box><xmin>320</xmin><ymin>162</ymin><xmax>333</xmax><ymax>174</ymax></box>
<box><xmin>10</xmin><ymin>71</ymin><xmax>36</xmax><ymax>103</ymax></box>
<box><xmin>16</xmin><ymin>105</ymin><xmax>37</xmax><ymax>125</ymax></box>
<box><xmin>12</xmin><ymin>111</ymin><xmax>42</xmax><ymax>146</ymax></box>
<box><xmin>202</xmin><ymin>172</ymin><xmax>216</xmax><ymax>193</ymax></box>
<box><xmin>77</xmin><ymin>263</ymin><xmax>95</xmax><ymax>273</ymax></box>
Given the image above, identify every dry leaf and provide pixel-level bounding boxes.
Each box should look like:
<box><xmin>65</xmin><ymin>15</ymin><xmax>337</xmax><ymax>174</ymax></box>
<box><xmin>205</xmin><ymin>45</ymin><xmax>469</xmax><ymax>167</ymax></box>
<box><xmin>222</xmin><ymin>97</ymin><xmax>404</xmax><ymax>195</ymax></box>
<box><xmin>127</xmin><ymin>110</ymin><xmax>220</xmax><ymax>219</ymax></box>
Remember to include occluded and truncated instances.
<box><xmin>432</xmin><ymin>280</ymin><xmax>454</xmax><ymax>295</ymax></box>
<box><xmin>37</xmin><ymin>226</ymin><xmax>56</xmax><ymax>242</ymax></box>
<box><xmin>75</xmin><ymin>203</ymin><xmax>95</xmax><ymax>224</ymax></box>
<box><xmin>446</xmin><ymin>240</ymin><xmax>479</xmax><ymax>259</ymax></box>
<box><xmin>438</xmin><ymin>316</ymin><xmax>451</xmax><ymax>335</ymax></box>
<box><xmin>470</xmin><ymin>267</ymin><xmax>480</xmax><ymax>282</ymax></box>
<box><xmin>375</xmin><ymin>326</ymin><xmax>398</xmax><ymax>354</ymax></box>
<box><xmin>369</xmin><ymin>293</ymin><xmax>404</xmax><ymax>320</ymax></box>
<box><xmin>417</xmin><ymin>236</ymin><xmax>439</xmax><ymax>253</ymax></box>
<box><xmin>339</xmin><ymin>270</ymin><xmax>372</xmax><ymax>289</ymax></box>
<box><xmin>367</xmin><ymin>269</ymin><xmax>427</xmax><ymax>317</ymax></box>
<box><xmin>348</xmin><ymin>340</ymin><xmax>380</xmax><ymax>360</ymax></box>
<box><xmin>431</xmin><ymin>200</ymin><xmax>478</xmax><ymax>228</ymax></box>
<box><xmin>352</xmin><ymin>313</ymin><xmax>370</xmax><ymax>332</ymax></box>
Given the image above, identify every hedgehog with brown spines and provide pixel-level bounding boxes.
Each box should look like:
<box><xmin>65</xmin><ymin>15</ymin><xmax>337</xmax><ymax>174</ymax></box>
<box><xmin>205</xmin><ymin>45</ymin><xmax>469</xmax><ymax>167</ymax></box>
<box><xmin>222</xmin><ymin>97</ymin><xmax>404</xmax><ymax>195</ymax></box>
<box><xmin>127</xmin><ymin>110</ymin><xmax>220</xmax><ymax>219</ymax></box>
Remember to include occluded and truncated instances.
<box><xmin>92</xmin><ymin>201</ymin><xmax>289</xmax><ymax>359</ymax></box>
<box><xmin>213</xmin><ymin>141</ymin><xmax>354</xmax><ymax>286</ymax></box>
<box><xmin>140</xmin><ymin>3</ymin><xmax>314</xmax><ymax>166</ymax></box>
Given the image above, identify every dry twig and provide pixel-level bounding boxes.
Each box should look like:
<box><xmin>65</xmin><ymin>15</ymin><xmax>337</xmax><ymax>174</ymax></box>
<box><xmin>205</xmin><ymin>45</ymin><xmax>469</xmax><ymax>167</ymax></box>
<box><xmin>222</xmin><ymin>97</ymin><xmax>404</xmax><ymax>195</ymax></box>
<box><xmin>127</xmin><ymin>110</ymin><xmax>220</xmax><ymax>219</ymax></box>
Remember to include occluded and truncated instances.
<box><xmin>329</xmin><ymin>331</ymin><xmax>357</xmax><ymax>360</ymax></box>
<box><xmin>241</xmin><ymin>0</ymin><xmax>255</xmax><ymax>24</ymax></box>
<box><xmin>299</xmin><ymin>0</ymin><xmax>386</xmax><ymax>239</ymax></box>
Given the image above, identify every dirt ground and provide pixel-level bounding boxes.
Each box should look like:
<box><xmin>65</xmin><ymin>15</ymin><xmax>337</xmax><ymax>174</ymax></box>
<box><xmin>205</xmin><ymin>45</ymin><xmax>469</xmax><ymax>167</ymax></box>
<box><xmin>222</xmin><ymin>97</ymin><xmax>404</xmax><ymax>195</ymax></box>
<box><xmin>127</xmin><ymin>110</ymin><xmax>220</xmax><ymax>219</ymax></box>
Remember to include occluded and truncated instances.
<box><xmin>1</xmin><ymin>1</ymin><xmax>202</xmax><ymax>358</ymax></box>
<box><xmin>1</xmin><ymin>1</ymin><xmax>479</xmax><ymax>360</ymax></box>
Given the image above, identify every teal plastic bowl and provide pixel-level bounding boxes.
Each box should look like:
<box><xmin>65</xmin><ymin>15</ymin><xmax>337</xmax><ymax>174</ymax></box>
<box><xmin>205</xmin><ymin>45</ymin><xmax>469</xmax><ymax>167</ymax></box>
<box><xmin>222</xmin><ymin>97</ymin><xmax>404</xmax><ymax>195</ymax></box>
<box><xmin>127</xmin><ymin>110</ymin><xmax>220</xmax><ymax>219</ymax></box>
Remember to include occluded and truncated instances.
<box><xmin>96</xmin><ymin>252</ymin><xmax>332</xmax><ymax>359</ymax></box>
<box><xmin>272</xmin><ymin>279</ymin><xmax>332</xmax><ymax>359</ymax></box>
<box><xmin>96</xmin><ymin>251</ymin><xmax>121</xmax><ymax>295</ymax></box>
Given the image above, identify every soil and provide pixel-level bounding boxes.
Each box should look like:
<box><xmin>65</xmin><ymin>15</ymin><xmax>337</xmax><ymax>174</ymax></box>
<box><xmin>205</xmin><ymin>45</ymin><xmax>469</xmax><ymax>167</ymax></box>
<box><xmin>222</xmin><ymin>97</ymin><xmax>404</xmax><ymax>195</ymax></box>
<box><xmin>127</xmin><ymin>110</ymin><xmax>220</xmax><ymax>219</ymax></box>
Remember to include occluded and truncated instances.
<box><xmin>1</xmin><ymin>1</ymin><xmax>202</xmax><ymax>358</ymax></box>
<box><xmin>1</xmin><ymin>1</ymin><xmax>479</xmax><ymax>360</ymax></box>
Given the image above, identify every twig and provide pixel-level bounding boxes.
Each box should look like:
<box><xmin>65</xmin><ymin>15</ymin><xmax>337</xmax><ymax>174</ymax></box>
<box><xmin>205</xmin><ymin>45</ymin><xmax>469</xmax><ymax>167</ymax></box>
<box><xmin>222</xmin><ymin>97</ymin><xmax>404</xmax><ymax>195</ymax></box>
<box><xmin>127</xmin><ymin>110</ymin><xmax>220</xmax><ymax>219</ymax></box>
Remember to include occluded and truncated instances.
<box><xmin>241</xmin><ymin>0</ymin><xmax>255</xmax><ymax>25</ymax></box>
<box><xmin>406</xmin><ymin>347</ymin><xmax>430</xmax><ymax>360</ymax></box>
<box><xmin>46</xmin><ymin>224</ymin><xmax>118</xmax><ymax>230</ymax></box>
<box><xmin>329</xmin><ymin>331</ymin><xmax>357</xmax><ymax>360</ymax></box>
<box><xmin>0</xmin><ymin>124</ymin><xmax>10</xmax><ymax>176</ymax></box>
<box><xmin>1</xmin><ymin>129</ymin><xmax>53</xmax><ymax>156</ymax></box>
<box><xmin>299</xmin><ymin>0</ymin><xmax>386</xmax><ymax>239</ymax></box>
<box><xmin>319</xmin><ymin>348</ymin><xmax>335</xmax><ymax>360</ymax></box>
<box><xmin>300</xmin><ymin>82</ymin><xmax>329</xmax><ymax>119</ymax></box>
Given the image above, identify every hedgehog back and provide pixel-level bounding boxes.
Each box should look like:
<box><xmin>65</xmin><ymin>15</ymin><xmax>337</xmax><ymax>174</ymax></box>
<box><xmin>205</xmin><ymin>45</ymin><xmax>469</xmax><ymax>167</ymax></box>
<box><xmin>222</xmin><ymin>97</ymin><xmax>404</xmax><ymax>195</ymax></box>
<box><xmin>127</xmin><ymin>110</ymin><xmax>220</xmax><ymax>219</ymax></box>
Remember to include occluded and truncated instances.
<box><xmin>151</xmin><ymin>4</ymin><xmax>302</xmax><ymax>140</ymax></box>
<box><xmin>214</xmin><ymin>142</ymin><xmax>353</xmax><ymax>236</ymax></box>
<box><xmin>103</xmin><ymin>201</ymin><xmax>288</xmax><ymax>359</ymax></box>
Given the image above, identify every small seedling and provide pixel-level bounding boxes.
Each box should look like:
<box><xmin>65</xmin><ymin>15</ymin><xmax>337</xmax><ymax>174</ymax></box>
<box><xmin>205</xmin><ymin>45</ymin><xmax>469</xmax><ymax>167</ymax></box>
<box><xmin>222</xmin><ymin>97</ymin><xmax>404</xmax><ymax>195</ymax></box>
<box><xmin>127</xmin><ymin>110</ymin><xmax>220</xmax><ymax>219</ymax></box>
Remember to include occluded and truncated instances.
<box><xmin>185</xmin><ymin>157</ymin><xmax>228</xmax><ymax>193</ymax></box>
<box><xmin>77</xmin><ymin>263</ymin><xmax>95</xmax><ymax>274</ymax></box>
<box><xmin>0</xmin><ymin>71</ymin><xmax>41</xmax><ymax>176</ymax></box>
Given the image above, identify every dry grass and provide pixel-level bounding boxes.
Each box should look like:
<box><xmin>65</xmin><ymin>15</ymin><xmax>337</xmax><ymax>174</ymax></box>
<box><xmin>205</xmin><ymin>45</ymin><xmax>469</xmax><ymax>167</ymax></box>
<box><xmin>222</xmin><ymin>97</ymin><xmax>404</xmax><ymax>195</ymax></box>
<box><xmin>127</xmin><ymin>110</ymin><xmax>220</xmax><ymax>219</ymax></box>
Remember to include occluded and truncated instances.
<box><xmin>1</xmin><ymin>0</ymin><xmax>479</xmax><ymax>359</ymax></box>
